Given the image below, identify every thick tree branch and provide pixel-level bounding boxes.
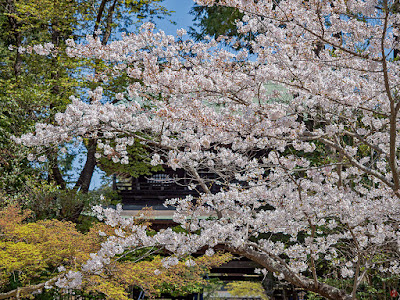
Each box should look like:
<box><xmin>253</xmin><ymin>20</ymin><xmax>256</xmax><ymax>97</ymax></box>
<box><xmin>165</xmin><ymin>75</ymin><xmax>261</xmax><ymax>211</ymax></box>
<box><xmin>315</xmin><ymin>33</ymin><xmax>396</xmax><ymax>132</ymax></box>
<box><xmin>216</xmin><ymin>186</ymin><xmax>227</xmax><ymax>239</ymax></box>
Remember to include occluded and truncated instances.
<box><xmin>382</xmin><ymin>0</ymin><xmax>400</xmax><ymax>193</ymax></box>
<box><xmin>49</xmin><ymin>151</ymin><xmax>66</xmax><ymax>189</ymax></box>
<box><xmin>93</xmin><ymin>0</ymin><xmax>108</xmax><ymax>39</ymax></box>
<box><xmin>102</xmin><ymin>0</ymin><xmax>118</xmax><ymax>45</ymax></box>
<box><xmin>0</xmin><ymin>274</ymin><xmax>62</xmax><ymax>300</ymax></box>
<box><xmin>229</xmin><ymin>245</ymin><xmax>353</xmax><ymax>300</ymax></box>
<box><xmin>187</xmin><ymin>165</ymin><xmax>223</xmax><ymax>219</ymax></box>
<box><xmin>74</xmin><ymin>0</ymin><xmax>118</xmax><ymax>193</ymax></box>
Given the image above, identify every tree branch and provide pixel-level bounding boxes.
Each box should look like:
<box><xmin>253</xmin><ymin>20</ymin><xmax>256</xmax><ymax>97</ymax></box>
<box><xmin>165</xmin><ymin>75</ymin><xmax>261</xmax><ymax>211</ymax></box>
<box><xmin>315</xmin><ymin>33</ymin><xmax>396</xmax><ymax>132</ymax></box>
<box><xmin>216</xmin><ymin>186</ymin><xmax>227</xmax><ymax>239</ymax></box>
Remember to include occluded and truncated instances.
<box><xmin>229</xmin><ymin>245</ymin><xmax>353</xmax><ymax>300</ymax></box>
<box><xmin>0</xmin><ymin>274</ymin><xmax>62</xmax><ymax>300</ymax></box>
<box><xmin>382</xmin><ymin>0</ymin><xmax>400</xmax><ymax>194</ymax></box>
<box><xmin>318</xmin><ymin>137</ymin><xmax>394</xmax><ymax>189</ymax></box>
<box><xmin>93</xmin><ymin>0</ymin><xmax>108</xmax><ymax>39</ymax></box>
<box><xmin>101</xmin><ymin>0</ymin><xmax>118</xmax><ymax>45</ymax></box>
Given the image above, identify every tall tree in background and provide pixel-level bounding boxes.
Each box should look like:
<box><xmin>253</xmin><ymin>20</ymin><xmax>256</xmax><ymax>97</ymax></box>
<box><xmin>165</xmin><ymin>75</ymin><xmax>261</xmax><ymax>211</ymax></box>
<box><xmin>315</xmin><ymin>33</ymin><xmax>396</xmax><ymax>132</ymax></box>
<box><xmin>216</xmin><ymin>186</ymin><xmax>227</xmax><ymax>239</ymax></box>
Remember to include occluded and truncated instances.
<box><xmin>71</xmin><ymin>0</ymin><xmax>172</xmax><ymax>194</ymax></box>
<box><xmin>0</xmin><ymin>0</ymin><xmax>171</xmax><ymax>202</ymax></box>
<box><xmin>189</xmin><ymin>0</ymin><xmax>253</xmax><ymax>49</ymax></box>
<box><xmin>0</xmin><ymin>0</ymin><xmax>79</xmax><ymax>196</ymax></box>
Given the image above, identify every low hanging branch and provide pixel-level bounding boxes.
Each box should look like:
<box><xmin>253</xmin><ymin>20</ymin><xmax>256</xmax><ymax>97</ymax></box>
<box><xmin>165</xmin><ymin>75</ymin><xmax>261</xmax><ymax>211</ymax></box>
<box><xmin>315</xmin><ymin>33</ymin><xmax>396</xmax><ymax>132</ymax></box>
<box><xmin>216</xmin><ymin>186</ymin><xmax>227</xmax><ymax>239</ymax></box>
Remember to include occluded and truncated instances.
<box><xmin>0</xmin><ymin>275</ymin><xmax>63</xmax><ymax>300</ymax></box>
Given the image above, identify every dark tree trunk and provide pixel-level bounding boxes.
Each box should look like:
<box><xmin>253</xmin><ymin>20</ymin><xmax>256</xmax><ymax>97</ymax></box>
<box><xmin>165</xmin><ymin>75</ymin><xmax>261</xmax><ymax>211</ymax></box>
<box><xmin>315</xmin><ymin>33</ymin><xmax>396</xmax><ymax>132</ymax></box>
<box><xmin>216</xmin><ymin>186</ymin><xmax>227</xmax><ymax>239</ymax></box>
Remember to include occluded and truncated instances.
<box><xmin>73</xmin><ymin>0</ymin><xmax>118</xmax><ymax>194</ymax></box>
<box><xmin>6</xmin><ymin>0</ymin><xmax>22</xmax><ymax>78</ymax></box>
<box><xmin>74</xmin><ymin>138</ymin><xmax>97</xmax><ymax>193</ymax></box>
<box><xmin>47</xmin><ymin>21</ymin><xmax>68</xmax><ymax>189</ymax></box>
<box><xmin>393</xmin><ymin>0</ymin><xmax>400</xmax><ymax>59</ymax></box>
<box><xmin>49</xmin><ymin>152</ymin><xmax>66</xmax><ymax>189</ymax></box>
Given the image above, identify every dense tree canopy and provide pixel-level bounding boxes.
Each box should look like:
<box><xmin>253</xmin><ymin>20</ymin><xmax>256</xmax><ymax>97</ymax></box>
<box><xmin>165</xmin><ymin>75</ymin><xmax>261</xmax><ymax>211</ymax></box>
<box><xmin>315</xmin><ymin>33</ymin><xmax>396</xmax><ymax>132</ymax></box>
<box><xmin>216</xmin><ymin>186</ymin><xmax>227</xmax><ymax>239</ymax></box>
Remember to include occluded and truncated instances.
<box><xmin>0</xmin><ymin>0</ymin><xmax>79</xmax><ymax>194</ymax></box>
<box><xmin>0</xmin><ymin>0</ymin><xmax>172</xmax><ymax>198</ymax></box>
<box><xmin>189</xmin><ymin>0</ymin><xmax>259</xmax><ymax>51</ymax></box>
<box><xmin>189</xmin><ymin>2</ymin><xmax>244</xmax><ymax>44</ymax></box>
<box><xmin>14</xmin><ymin>0</ymin><xmax>400</xmax><ymax>299</ymax></box>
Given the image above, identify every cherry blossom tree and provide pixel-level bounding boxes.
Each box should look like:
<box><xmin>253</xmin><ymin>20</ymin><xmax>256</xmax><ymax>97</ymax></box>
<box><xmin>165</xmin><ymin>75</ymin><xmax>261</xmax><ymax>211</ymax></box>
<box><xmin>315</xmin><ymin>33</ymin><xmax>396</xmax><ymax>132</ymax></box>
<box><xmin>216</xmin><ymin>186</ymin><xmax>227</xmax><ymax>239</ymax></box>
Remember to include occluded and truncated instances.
<box><xmin>15</xmin><ymin>0</ymin><xmax>400</xmax><ymax>299</ymax></box>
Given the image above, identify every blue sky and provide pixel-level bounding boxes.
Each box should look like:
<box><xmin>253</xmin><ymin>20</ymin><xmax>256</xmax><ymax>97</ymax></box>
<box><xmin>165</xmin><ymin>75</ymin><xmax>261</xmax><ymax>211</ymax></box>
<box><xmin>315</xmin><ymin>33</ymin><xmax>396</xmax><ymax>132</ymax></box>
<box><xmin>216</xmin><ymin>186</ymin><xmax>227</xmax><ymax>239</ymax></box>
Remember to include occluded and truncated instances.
<box><xmin>89</xmin><ymin>0</ymin><xmax>197</xmax><ymax>190</ymax></box>
<box><xmin>155</xmin><ymin>0</ymin><xmax>195</xmax><ymax>35</ymax></box>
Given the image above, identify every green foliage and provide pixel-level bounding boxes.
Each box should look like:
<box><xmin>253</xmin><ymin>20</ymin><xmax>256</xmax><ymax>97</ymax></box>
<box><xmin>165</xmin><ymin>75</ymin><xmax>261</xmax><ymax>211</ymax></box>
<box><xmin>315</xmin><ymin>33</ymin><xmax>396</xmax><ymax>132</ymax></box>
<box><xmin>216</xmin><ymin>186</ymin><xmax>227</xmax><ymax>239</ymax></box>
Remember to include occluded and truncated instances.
<box><xmin>98</xmin><ymin>138</ymin><xmax>163</xmax><ymax>178</ymax></box>
<box><xmin>305</xmin><ymin>292</ymin><xmax>326</xmax><ymax>300</ymax></box>
<box><xmin>0</xmin><ymin>204</ymin><xmax>102</xmax><ymax>292</ymax></box>
<box><xmin>0</xmin><ymin>204</ymin><xmax>233</xmax><ymax>299</ymax></box>
<box><xmin>0</xmin><ymin>180</ymin><xmax>113</xmax><ymax>224</ymax></box>
<box><xmin>113</xmin><ymin>254</ymin><xmax>232</xmax><ymax>299</ymax></box>
<box><xmin>0</xmin><ymin>0</ymin><xmax>172</xmax><ymax>198</ymax></box>
<box><xmin>0</xmin><ymin>241</ymin><xmax>45</xmax><ymax>287</ymax></box>
<box><xmin>225</xmin><ymin>281</ymin><xmax>269</xmax><ymax>300</ymax></box>
<box><xmin>189</xmin><ymin>2</ymin><xmax>253</xmax><ymax>50</ymax></box>
<box><xmin>202</xmin><ymin>278</ymin><xmax>224</xmax><ymax>300</ymax></box>
<box><xmin>189</xmin><ymin>3</ymin><xmax>243</xmax><ymax>39</ymax></box>
<box><xmin>78</xmin><ymin>0</ymin><xmax>173</xmax><ymax>35</ymax></box>
<box><xmin>0</xmin><ymin>0</ymin><xmax>81</xmax><ymax>196</ymax></box>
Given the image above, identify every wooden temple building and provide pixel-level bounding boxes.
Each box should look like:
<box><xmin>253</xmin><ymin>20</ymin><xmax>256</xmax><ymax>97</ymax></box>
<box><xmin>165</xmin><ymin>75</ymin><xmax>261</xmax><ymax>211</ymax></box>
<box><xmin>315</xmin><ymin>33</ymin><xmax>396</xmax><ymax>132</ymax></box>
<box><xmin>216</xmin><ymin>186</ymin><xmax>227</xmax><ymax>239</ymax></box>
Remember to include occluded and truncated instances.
<box><xmin>113</xmin><ymin>168</ymin><xmax>307</xmax><ymax>300</ymax></box>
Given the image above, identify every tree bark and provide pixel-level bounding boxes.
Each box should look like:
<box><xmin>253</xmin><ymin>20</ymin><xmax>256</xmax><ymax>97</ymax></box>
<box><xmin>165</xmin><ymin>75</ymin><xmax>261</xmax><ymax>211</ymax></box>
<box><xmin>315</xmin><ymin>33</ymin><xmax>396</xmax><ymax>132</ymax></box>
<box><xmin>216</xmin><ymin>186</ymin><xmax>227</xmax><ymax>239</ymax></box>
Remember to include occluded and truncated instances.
<box><xmin>93</xmin><ymin>0</ymin><xmax>108</xmax><ymax>39</ymax></box>
<box><xmin>230</xmin><ymin>245</ymin><xmax>353</xmax><ymax>300</ymax></box>
<box><xmin>102</xmin><ymin>0</ymin><xmax>118</xmax><ymax>45</ymax></box>
<box><xmin>0</xmin><ymin>274</ymin><xmax>62</xmax><ymax>300</ymax></box>
<box><xmin>74</xmin><ymin>0</ymin><xmax>118</xmax><ymax>193</ymax></box>
<box><xmin>6</xmin><ymin>0</ymin><xmax>22</xmax><ymax>78</ymax></box>
<box><xmin>46</xmin><ymin>22</ymin><xmax>68</xmax><ymax>190</ymax></box>
<box><xmin>49</xmin><ymin>154</ymin><xmax>66</xmax><ymax>189</ymax></box>
<box><xmin>74</xmin><ymin>138</ymin><xmax>97</xmax><ymax>193</ymax></box>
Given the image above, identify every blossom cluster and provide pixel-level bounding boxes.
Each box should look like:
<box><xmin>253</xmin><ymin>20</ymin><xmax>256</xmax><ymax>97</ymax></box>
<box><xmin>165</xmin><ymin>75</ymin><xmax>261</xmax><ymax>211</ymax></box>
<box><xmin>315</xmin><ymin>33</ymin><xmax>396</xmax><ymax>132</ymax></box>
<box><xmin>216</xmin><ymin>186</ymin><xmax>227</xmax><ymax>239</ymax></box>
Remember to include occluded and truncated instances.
<box><xmin>15</xmin><ymin>0</ymin><xmax>400</xmax><ymax>298</ymax></box>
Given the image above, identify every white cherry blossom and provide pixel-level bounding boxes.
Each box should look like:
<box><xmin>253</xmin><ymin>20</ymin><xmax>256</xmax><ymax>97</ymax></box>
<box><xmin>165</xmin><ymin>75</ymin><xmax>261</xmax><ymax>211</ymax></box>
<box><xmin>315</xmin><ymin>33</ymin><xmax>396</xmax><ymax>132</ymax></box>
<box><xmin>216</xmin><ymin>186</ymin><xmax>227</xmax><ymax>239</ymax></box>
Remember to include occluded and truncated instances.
<box><xmin>16</xmin><ymin>1</ymin><xmax>400</xmax><ymax>299</ymax></box>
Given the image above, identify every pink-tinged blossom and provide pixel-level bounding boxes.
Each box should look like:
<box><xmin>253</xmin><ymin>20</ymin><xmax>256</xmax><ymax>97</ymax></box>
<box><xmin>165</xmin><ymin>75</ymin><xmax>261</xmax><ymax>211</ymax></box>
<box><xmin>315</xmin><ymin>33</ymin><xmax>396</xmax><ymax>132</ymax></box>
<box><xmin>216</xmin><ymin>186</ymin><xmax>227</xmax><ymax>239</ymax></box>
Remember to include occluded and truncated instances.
<box><xmin>154</xmin><ymin>269</ymin><xmax>161</xmax><ymax>275</ymax></box>
<box><xmin>17</xmin><ymin>1</ymin><xmax>400</xmax><ymax>299</ymax></box>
